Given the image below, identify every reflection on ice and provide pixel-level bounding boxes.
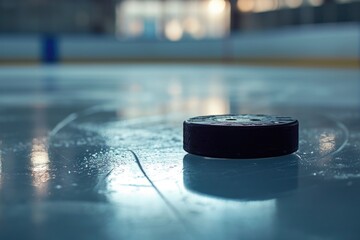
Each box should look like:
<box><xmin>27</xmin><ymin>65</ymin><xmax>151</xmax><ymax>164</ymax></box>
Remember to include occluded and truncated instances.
<box><xmin>31</xmin><ymin>139</ymin><xmax>50</xmax><ymax>196</ymax></box>
<box><xmin>183</xmin><ymin>154</ymin><xmax>299</xmax><ymax>201</ymax></box>
<box><xmin>319</xmin><ymin>132</ymin><xmax>336</xmax><ymax>154</ymax></box>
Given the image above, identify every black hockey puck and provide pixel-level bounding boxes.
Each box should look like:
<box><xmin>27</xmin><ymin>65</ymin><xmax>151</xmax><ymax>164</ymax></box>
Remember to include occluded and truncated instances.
<box><xmin>183</xmin><ymin>114</ymin><xmax>299</xmax><ymax>159</ymax></box>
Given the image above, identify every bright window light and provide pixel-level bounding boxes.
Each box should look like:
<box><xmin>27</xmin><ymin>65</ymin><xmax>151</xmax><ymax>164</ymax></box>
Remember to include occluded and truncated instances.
<box><xmin>208</xmin><ymin>0</ymin><xmax>227</xmax><ymax>15</ymax></box>
<box><xmin>116</xmin><ymin>0</ymin><xmax>230</xmax><ymax>40</ymax></box>
<box><xmin>237</xmin><ymin>0</ymin><xmax>256</xmax><ymax>12</ymax></box>
<box><xmin>254</xmin><ymin>0</ymin><xmax>278</xmax><ymax>12</ymax></box>
<box><xmin>165</xmin><ymin>19</ymin><xmax>184</xmax><ymax>41</ymax></box>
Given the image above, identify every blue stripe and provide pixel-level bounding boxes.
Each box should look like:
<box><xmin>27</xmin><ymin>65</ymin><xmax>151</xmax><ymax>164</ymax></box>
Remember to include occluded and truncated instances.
<box><xmin>41</xmin><ymin>35</ymin><xmax>58</xmax><ymax>64</ymax></box>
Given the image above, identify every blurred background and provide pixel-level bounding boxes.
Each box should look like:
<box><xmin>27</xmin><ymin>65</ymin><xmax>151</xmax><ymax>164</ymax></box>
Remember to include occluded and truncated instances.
<box><xmin>0</xmin><ymin>0</ymin><xmax>359</xmax><ymax>66</ymax></box>
<box><xmin>0</xmin><ymin>2</ymin><xmax>359</xmax><ymax>239</ymax></box>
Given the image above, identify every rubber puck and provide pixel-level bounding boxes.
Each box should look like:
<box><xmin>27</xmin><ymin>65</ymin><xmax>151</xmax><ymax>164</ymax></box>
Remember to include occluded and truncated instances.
<box><xmin>183</xmin><ymin>114</ymin><xmax>299</xmax><ymax>159</ymax></box>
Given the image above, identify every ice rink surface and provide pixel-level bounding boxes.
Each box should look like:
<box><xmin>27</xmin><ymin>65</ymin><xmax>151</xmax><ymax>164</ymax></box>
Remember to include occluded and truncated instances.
<box><xmin>0</xmin><ymin>64</ymin><xmax>359</xmax><ymax>240</ymax></box>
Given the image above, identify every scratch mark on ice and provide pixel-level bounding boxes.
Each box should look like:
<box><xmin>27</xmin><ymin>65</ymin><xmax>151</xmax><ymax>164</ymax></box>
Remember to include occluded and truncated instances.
<box><xmin>128</xmin><ymin>149</ymin><xmax>196</xmax><ymax>236</ymax></box>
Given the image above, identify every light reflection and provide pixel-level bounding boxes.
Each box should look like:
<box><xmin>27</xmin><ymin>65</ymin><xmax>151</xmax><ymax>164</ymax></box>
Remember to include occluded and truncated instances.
<box><xmin>183</xmin><ymin>96</ymin><xmax>229</xmax><ymax>115</ymax></box>
<box><xmin>205</xmin><ymin>79</ymin><xmax>229</xmax><ymax>114</ymax></box>
<box><xmin>117</xmin><ymin>79</ymin><xmax>229</xmax><ymax>119</ymax></box>
<box><xmin>31</xmin><ymin>138</ymin><xmax>50</xmax><ymax>196</ymax></box>
<box><xmin>102</xmin><ymin>157</ymin><xmax>153</xmax><ymax>204</ymax></box>
<box><xmin>104</xmin><ymin>152</ymin><xmax>278</xmax><ymax>235</ymax></box>
<box><xmin>237</xmin><ymin>199</ymin><xmax>276</xmax><ymax>221</ymax></box>
<box><xmin>204</xmin><ymin>97</ymin><xmax>229</xmax><ymax>114</ymax></box>
<box><xmin>319</xmin><ymin>133</ymin><xmax>336</xmax><ymax>154</ymax></box>
<box><xmin>29</xmin><ymin>103</ymin><xmax>51</xmax><ymax>197</ymax></box>
<box><xmin>187</xmin><ymin>194</ymin><xmax>277</xmax><ymax>235</ymax></box>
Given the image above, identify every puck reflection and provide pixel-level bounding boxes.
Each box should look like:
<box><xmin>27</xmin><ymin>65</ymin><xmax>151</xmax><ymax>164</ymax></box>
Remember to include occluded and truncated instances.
<box><xmin>183</xmin><ymin>154</ymin><xmax>299</xmax><ymax>201</ymax></box>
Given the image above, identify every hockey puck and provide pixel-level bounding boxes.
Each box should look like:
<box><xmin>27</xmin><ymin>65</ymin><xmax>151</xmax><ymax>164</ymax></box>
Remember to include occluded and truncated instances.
<box><xmin>183</xmin><ymin>114</ymin><xmax>298</xmax><ymax>159</ymax></box>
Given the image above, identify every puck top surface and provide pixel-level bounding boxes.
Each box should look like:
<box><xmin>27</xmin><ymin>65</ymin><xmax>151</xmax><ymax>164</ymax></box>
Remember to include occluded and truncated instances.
<box><xmin>183</xmin><ymin>114</ymin><xmax>299</xmax><ymax>159</ymax></box>
<box><xmin>185</xmin><ymin>114</ymin><xmax>296</xmax><ymax>127</ymax></box>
